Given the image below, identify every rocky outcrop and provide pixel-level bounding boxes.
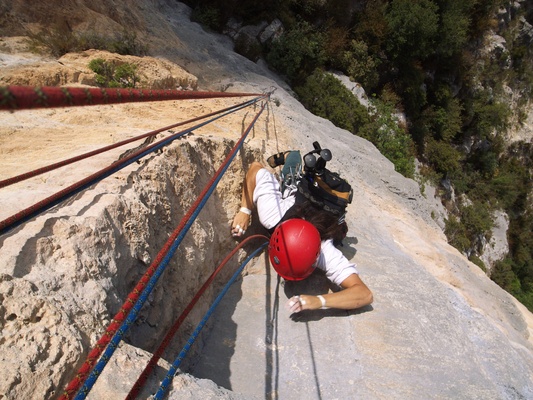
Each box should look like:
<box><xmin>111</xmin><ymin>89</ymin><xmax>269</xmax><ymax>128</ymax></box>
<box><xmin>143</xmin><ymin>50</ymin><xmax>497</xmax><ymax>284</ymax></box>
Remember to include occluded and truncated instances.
<box><xmin>0</xmin><ymin>135</ymin><xmax>265</xmax><ymax>398</ymax></box>
<box><xmin>0</xmin><ymin>44</ymin><xmax>197</xmax><ymax>89</ymax></box>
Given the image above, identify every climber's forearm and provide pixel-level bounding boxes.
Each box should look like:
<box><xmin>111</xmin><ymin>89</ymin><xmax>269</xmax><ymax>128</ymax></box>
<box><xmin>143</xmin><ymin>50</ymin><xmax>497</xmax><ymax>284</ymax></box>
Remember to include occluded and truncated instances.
<box><xmin>286</xmin><ymin>274</ymin><xmax>373</xmax><ymax>312</ymax></box>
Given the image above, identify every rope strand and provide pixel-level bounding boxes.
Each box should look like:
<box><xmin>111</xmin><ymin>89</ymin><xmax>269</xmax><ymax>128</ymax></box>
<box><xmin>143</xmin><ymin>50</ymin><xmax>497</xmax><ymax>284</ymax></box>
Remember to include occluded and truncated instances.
<box><xmin>60</xmin><ymin>99</ymin><xmax>269</xmax><ymax>400</ymax></box>
<box><xmin>154</xmin><ymin>242</ymin><xmax>269</xmax><ymax>400</ymax></box>
<box><xmin>0</xmin><ymin>95</ymin><xmax>267</xmax><ymax>236</ymax></box>
<box><xmin>126</xmin><ymin>234</ymin><xmax>270</xmax><ymax>400</ymax></box>
<box><xmin>0</xmin><ymin>86</ymin><xmax>262</xmax><ymax>111</ymax></box>
<box><xmin>0</xmin><ymin>96</ymin><xmax>265</xmax><ymax>189</ymax></box>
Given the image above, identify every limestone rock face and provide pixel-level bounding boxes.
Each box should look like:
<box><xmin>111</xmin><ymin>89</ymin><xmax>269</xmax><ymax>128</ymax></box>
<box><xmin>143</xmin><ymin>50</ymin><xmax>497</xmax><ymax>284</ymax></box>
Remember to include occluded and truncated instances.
<box><xmin>0</xmin><ymin>135</ymin><xmax>263</xmax><ymax>399</ymax></box>
<box><xmin>1</xmin><ymin>1</ymin><xmax>533</xmax><ymax>400</ymax></box>
<box><xmin>0</xmin><ymin>44</ymin><xmax>197</xmax><ymax>89</ymax></box>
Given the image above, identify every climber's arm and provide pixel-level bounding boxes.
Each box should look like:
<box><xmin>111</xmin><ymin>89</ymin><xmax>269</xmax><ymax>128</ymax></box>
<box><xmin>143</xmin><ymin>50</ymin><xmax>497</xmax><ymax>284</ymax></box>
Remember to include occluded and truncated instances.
<box><xmin>287</xmin><ymin>274</ymin><xmax>373</xmax><ymax>313</ymax></box>
<box><xmin>231</xmin><ymin>162</ymin><xmax>263</xmax><ymax>237</ymax></box>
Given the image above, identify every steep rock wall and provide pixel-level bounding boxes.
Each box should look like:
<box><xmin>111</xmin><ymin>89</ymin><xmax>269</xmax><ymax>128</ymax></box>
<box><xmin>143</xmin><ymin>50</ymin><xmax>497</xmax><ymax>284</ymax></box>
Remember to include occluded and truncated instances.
<box><xmin>0</xmin><ymin>136</ymin><xmax>264</xmax><ymax>398</ymax></box>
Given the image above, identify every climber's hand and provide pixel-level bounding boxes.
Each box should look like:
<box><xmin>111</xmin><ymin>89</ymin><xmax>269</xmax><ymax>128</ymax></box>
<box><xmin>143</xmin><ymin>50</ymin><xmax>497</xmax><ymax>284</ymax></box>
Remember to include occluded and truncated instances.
<box><xmin>231</xmin><ymin>210</ymin><xmax>251</xmax><ymax>237</ymax></box>
<box><xmin>287</xmin><ymin>295</ymin><xmax>306</xmax><ymax>313</ymax></box>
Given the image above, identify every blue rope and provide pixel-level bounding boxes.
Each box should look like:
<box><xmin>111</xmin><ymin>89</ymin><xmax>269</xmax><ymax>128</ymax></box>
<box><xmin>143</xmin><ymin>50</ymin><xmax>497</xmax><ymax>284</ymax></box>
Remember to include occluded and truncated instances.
<box><xmin>0</xmin><ymin>95</ymin><xmax>265</xmax><ymax>236</ymax></box>
<box><xmin>154</xmin><ymin>242</ymin><xmax>268</xmax><ymax>399</ymax></box>
<box><xmin>74</xmin><ymin>99</ymin><xmax>268</xmax><ymax>400</ymax></box>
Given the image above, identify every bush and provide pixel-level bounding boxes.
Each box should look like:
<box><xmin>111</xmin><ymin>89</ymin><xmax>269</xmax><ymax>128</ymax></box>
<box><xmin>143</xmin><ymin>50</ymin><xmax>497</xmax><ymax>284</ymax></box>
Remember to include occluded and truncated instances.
<box><xmin>294</xmin><ymin>69</ymin><xmax>370</xmax><ymax>133</ymax></box>
<box><xmin>359</xmin><ymin>99</ymin><xmax>416</xmax><ymax>178</ymax></box>
<box><xmin>27</xmin><ymin>25</ymin><xmax>148</xmax><ymax>57</ymax></box>
<box><xmin>491</xmin><ymin>258</ymin><xmax>522</xmax><ymax>294</ymax></box>
<box><xmin>425</xmin><ymin>138</ymin><xmax>462</xmax><ymax>177</ymax></box>
<box><xmin>445</xmin><ymin>215</ymin><xmax>471</xmax><ymax>253</ymax></box>
<box><xmin>468</xmin><ymin>97</ymin><xmax>511</xmax><ymax>139</ymax></box>
<box><xmin>460</xmin><ymin>202</ymin><xmax>493</xmax><ymax>242</ymax></box>
<box><xmin>323</xmin><ymin>24</ymin><xmax>349</xmax><ymax>67</ymax></box>
<box><xmin>340</xmin><ymin>40</ymin><xmax>380</xmax><ymax>91</ymax></box>
<box><xmin>88</xmin><ymin>58</ymin><xmax>140</xmax><ymax>88</ymax></box>
<box><xmin>385</xmin><ymin>0</ymin><xmax>439</xmax><ymax>62</ymax></box>
<box><xmin>266</xmin><ymin>21</ymin><xmax>326</xmax><ymax>82</ymax></box>
<box><xmin>469</xmin><ymin>254</ymin><xmax>487</xmax><ymax>272</ymax></box>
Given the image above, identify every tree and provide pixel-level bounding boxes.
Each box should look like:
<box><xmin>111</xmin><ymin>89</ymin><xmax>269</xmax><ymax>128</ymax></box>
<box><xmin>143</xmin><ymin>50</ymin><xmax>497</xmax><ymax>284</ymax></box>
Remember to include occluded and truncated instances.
<box><xmin>433</xmin><ymin>0</ymin><xmax>478</xmax><ymax>58</ymax></box>
<box><xmin>340</xmin><ymin>40</ymin><xmax>380</xmax><ymax>91</ymax></box>
<box><xmin>385</xmin><ymin>0</ymin><xmax>440</xmax><ymax>63</ymax></box>
<box><xmin>294</xmin><ymin>69</ymin><xmax>370</xmax><ymax>134</ymax></box>
<box><xmin>266</xmin><ymin>21</ymin><xmax>326</xmax><ymax>82</ymax></box>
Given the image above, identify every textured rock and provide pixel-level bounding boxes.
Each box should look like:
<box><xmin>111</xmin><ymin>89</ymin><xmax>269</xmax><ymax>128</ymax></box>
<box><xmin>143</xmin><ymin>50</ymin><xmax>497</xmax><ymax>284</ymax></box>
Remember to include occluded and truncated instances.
<box><xmin>0</xmin><ymin>46</ymin><xmax>197</xmax><ymax>89</ymax></box>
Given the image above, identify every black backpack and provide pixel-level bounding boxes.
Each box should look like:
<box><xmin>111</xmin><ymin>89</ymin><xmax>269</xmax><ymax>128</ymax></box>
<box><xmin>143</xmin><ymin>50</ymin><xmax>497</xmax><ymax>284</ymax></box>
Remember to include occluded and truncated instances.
<box><xmin>296</xmin><ymin>167</ymin><xmax>353</xmax><ymax>216</ymax></box>
<box><xmin>268</xmin><ymin>142</ymin><xmax>353</xmax><ymax>217</ymax></box>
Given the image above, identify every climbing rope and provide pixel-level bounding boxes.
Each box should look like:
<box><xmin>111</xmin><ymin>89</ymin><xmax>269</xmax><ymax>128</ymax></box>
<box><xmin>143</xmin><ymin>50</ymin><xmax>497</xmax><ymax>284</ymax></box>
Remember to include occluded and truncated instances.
<box><xmin>0</xmin><ymin>85</ymin><xmax>262</xmax><ymax>110</ymax></box>
<box><xmin>154</xmin><ymin>241</ymin><xmax>269</xmax><ymax>400</ymax></box>
<box><xmin>0</xmin><ymin>96</ymin><xmax>264</xmax><ymax>189</ymax></box>
<box><xmin>126</xmin><ymin>234</ymin><xmax>270</xmax><ymax>400</ymax></box>
<box><xmin>60</xmin><ymin>99</ymin><xmax>269</xmax><ymax>400</ymax></box>
<box><xmin>0</xmin><ymin>94</ymin><xmax>268</xmax><ymax>236</ymax></box>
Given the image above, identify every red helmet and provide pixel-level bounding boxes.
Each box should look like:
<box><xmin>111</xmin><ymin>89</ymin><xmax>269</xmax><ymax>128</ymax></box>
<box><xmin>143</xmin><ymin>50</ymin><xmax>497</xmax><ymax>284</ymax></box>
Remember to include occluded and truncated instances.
<box><xmin>268</xmin><ymin>219</ymin><xmax>321</xmax><ymax>281</ymax></box>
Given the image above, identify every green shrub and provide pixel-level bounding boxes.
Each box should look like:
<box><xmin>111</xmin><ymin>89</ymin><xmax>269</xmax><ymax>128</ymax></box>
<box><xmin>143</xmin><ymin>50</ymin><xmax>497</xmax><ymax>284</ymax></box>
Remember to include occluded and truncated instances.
<box><xmin>266</xmin><ymin>21</ymin><xmax>326</xmax><ymax>82</ymax></box>
<box><xmin>359</xmin><ymin>99</ymin><xmax>416</xmax><ymax>178</ymax></box>
<box><xmin>294</xmin><ymin>69</ymin><xmax>370</xmax><ymax>133</ymax></box>
<box><xmin>425</xmin><ymin>138</ymin><xmax>462</xmax><ymax>177</ymax></box>
<box><xmin>460</xmin><ymin>202</ymin><xmax>493</xmax><ymax>242</ymax></box>
<box><xmin>114</xmin><ymin>63</ymin><xmax>140</xmax><ymax>87</ymax></box>
<box><xmin>385</xmin><ymin>0</ymin><xmax>439</xmax><ymax>62</ymax></box>
<box><xmin>491</xmin><ymin>258</ymin><xmax>523</xmax><ymax>294</ymax></box>
<box><xmin>27</xmin><ymin>25</ymin><xmax>148</xmax><ymax>57</ymax></box>
<box><xmin>444</xmin><ymin>215</ymin><xmax>471</xmax><ymax>253</ymax></box>
<box><xmin>444</xmin><ymin>201</ymin><xmax>494</xmax><ymax>256</ymax></box>
<box><xmin>340</xmin><ymin>40</ymin><xmax>380</xmax><ymax>91</ymax></box>
<box><xmin>469</xmin><ymin>254</ymin><xmax>487</xmax><ymax>272</ymax></box>
<box><xmin>88</xmin><ymin>58</ymin><xmax>140</xmax><ymax>88</ymax></box>
<box><xmin>469</xmin><ymin>97</ymin><xmax>511</xmax><ymax>139</ymax></box>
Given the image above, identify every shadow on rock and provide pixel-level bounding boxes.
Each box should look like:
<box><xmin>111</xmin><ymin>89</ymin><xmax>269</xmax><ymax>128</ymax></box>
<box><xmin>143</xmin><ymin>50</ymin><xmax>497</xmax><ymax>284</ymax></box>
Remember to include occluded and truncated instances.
<box><xmin>281</xmin><ymin>268</ymin><xmax>373</xmax><ymax>322</ymax></box>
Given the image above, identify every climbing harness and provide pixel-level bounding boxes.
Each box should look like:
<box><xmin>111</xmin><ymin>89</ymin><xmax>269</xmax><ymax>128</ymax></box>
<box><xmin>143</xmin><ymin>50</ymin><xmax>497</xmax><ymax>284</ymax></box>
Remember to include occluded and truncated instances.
<box><xmin>55</xmin><ymin>91</ymin><xmax>271</xmax><ymax>400</ymax></box>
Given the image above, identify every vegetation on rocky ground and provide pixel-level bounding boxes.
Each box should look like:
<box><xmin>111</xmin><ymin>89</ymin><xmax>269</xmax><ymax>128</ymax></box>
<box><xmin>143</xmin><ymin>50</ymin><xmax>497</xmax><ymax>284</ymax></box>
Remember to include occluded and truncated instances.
<box><xmin>88</xmin><ymin>58</ymin><xmax>140</xmax><ymax>88</ymax></box>
<box><xmin>27</xmin><ymin>21</ymin><xmax>148</xmax><ymax>57</ymax></box>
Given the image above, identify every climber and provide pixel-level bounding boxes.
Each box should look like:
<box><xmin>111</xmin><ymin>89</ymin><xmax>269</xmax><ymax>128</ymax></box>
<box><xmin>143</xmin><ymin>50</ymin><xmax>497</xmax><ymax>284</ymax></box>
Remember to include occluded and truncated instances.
<box><xmin>230</xmin><ymin>147</ymin><xmax>373</xmax><ymax>313</ymax></box>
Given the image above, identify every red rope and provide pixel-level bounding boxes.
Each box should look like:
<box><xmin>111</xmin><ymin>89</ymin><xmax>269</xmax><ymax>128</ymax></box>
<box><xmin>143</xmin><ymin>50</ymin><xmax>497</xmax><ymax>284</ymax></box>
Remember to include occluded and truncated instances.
<box><xmin>0</xmin><ymin>95</ymin><xmax>268</xmax><ymax>235</ymax></box>
<box><xmin>0</xmin><ymin>96</ymin><xmax>264</xmax><ymax>189</ymax></box>
<box><xmin>59</xmin><ymin>100</ymin><xmax>268</xmax><ymax>400</ymax></box>
<box><xmin>0</xmin><ymin>86</ymin><xmax>262</xmax><ymax>111</ymax></box>
<box><xmin>126</xmin><ymin>234</ymin><xmax>270</xmax><ymax>400</ymax></box>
